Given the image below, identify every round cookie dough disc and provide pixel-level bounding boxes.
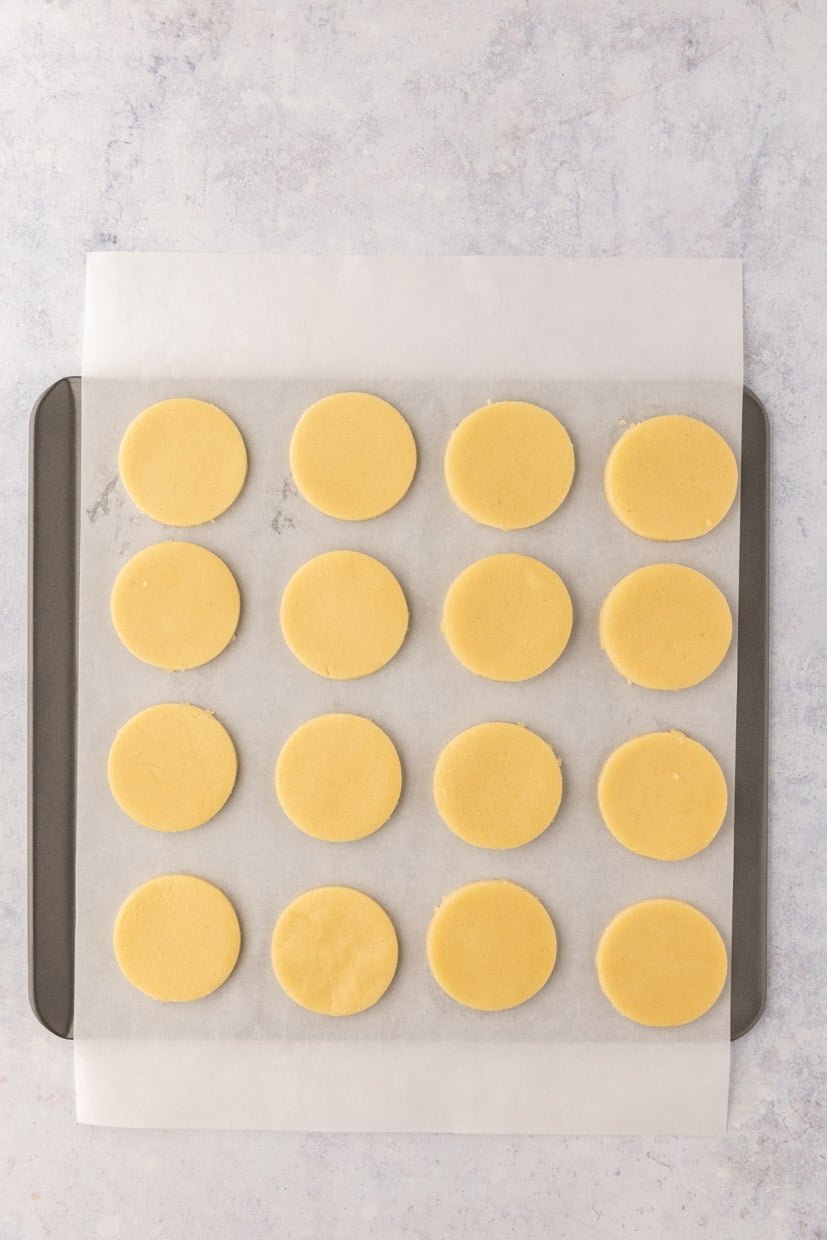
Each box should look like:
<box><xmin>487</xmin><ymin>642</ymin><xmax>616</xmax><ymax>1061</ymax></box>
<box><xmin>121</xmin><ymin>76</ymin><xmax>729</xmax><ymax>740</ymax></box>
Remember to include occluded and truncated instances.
<box><xmin>119</xmin><ymin>398</ymin><xmax>247</xmax><ymax>526</ymax></box>
<box><xmin>276</xmin><ymin>713</ymin><xmax>402</xmax><ymax>842</ymax></box>
<box><xmin>598</xmin><ymin>730</ymin><xmax>727</xmax><ymax>860</ymax></box>
<box><xmin>280</xmin><ymin>550</ymin><xmax>408</xmax><ymax>679</ymax></box>
<box><xmin>427</xmin><ymin>880</ymin><xmax>557</xmax><ymax>1011</ymax></box>
<box><xmin>111</xmin><ymin>541</ymin><xmax>240</xmax><ymax>670</ymax></box>
<box><xmin>600</xmin><ymin>563</ymin><xmax>731</xmax><ymax>690</ymax></box>
<box><xmin>108</xmin><ymin>703</ymin><xmax>237</xmax><ymax>832</ymax></box>
<box><xmin>442</xmin><ymin>554</ymin><xmax>572</xmax><ymax>681</ymax></box>
<box><xmin>596</xmin><ymin>898</ymin><xmax>727</xmax><ymax>1026</ymax></box>
<box><xmin>272</xmin><ymin>886</ymin><xmax>399</xmax><ymax>1015</ymax></box>
<box><xmin>290</xmin><ymin>392</ymin><xmax>417</xmax><ymax>520</ymax></box>
<box><xmin>114</xmin><ymin>875</ymin><xmax>241</xmax><ymax>1002</ymax></box>
<box><xmin>434</xmin><ymin>722</ymin><xmax>562</xmax><ymax>849</ymax></box>
<box><xmin>605</xmin><ymin>414</ymin><xmax>738</xmax><ymax>540</ymax></box>
<box><xmin>445</xmin><ymin>401</ymin><xmax>574</xmax><ymax>530</ymax></box>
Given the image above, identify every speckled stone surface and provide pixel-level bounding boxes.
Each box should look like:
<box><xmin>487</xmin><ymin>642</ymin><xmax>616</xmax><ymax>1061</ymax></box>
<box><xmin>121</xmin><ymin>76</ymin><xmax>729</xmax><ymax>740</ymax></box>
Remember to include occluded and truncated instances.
<box><xmin>2</xmin><ymin>2</ymin><xmax>825</xmax><ymax>1237</ymax></box>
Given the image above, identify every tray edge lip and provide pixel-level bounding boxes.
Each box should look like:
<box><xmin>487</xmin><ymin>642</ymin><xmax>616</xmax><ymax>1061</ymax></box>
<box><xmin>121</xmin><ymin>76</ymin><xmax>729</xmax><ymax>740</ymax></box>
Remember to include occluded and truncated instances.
<box><xmin>730</xmin><ymin>383</ymin><xmax>769</xmax><ymax>1041</ymax></box>
<box><xmin>28</xmin><ymin>376</ymin><xmax>79</xmax><ymax>1039</ymax></box>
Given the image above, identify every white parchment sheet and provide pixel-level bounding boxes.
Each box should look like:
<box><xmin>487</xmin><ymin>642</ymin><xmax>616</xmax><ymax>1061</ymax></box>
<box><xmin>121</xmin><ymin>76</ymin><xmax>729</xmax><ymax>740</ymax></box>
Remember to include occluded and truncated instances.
<box><xmin>76</xmin><ymin>256</ymin><xmax>743</xmax><ymax>1132</ymax></box>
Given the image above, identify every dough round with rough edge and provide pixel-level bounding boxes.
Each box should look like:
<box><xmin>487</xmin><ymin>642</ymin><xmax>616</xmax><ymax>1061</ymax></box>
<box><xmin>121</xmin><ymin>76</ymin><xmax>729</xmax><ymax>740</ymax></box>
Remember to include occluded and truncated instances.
<box><xmin>598</xmin><ymin>730</ymin><xmax>727</xmax><ymax>861</ymax></box>
<box><xmin>111</xmin><ymin>541</ymin><xmax>240</xmax><ymax>670</ymax></box>
<box><xmin>434</xmin><ymin>722</ymin><xmax>562</xmax><ymax>850</ymax></box>
<box><xmin>605</xmin><ymin>414</ymin><xmax>737</xmax><ymax>541</ymax></box>
<box><xmin>596</xmin><ymin>898</ymin><xmax>728</xmax><ymax>1027</ymax></box>
<box><xmin>599</xmin><ymin>563</ymin><xmax>731</xmax><ymax>690</ymax></box>
<box><xmin>290</xmin><ymin>392</ymin><xmax>417</xmax><ymax>520</ymax></box>
<box><xmin>276</xmin><ymin>713</ymin><xmax>402</xmax><ymax>842</ymax></box>
<box><xmin>445</xmin><ymin>400</ymin><xmax>574</xmax><ymax>530</ymax></box>
<box><xmin>119</xmin><ymin>397</ymin><xmax>247</xmax><ymax>526</ymax></box>
<box><xmin>108</xmin><ymin>703</ymin><xmax>237</xmax><ymax>832</ymax></box>
<box><xmin>442</xmin><ymin>554</ymin><xmax>572</xmax><ymax>681</ymax></box>
<box><xmin>114</xmin><ymin>875</ymin><xmax>241</xmax><ymax>1002</ymax></box>
<box><xmin>280</xmin><ymin>550</ymin><xmax>408</xmax><ymax>679</ymax></box>
<box><xmin>272</xmin><ymin>886</ymin><xmax>399</xmax><ymax>1015</ymax></box>
<box><xmin>427</xmin><ymin>880</ymin><xmax>557</xmax><ymax>1011</ymax></box>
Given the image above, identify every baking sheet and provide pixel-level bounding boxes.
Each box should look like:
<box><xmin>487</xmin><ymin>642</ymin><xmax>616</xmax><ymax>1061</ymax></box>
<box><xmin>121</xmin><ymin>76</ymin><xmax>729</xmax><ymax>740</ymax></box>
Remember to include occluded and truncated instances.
<box><xmin>76</xmin><ymin>256</ymin><xmax>743</xmax><ymax>1131</ymax></box>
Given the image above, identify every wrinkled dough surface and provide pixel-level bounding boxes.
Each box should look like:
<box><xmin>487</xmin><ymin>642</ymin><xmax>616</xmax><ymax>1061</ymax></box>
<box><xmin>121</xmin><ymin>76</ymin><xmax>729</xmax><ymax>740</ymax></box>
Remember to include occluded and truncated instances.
<box><xmin>272</xmin><ymin>886</ymin><xmax>398</xmax><ymax>1015</ymax></box>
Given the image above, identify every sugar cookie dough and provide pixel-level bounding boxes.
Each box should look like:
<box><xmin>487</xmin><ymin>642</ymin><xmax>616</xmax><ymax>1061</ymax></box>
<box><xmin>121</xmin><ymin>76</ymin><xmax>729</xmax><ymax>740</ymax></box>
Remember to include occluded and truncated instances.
<box><xmin>111</xmin><ymin>541</ymin><xmax>240</xmax><ymax>670</ymax></box>
<box><xmin>434</xmin><ymin>722</ymin><xmax>562</xmax><ymax>849</ymax></box>
<box><xmin>272</xmin><ymin>886</ymin><xmax>398</xmax><ymax>1015</ymax></box>
<box><xmin>280</xmin><ymin>550</ymin><xmax>408</xmax><ymax>679</ymax></box>
<box><xmin>119</xmin><ymin>398</ymin><xmax>247</xmax><ymax>526</ymax></box>
<box><xmin>108</xmin><ymin>703</ymin><xmax>237</xmax><ymax>832</ymax></box>
<box><xmin>276</xmin><ymin>713</ymin><xmax>402</xmax><ymax>842</ymax></box>
<box><xmin>598</xmin><ymin>730</ymin><xmax>727</xmax><ymax>860</ymax></box>
<box><xmin>605</xmin><ymin>414</ymin><xmax>738</xmax><ymax>540</ymax></box>
<box><xmin>442</xmin><ymin>554</ymin><xmax>572</xmax><ymax>681</ymax></box>
<box><xmin>596</xmin><ymin>898</ymin><xmax>727</xmax><ymax>1026</ymax></box>
<box><xmin>290</xmin><ymin>392</ymin><xmax>417</xmax><ymax>520</ymax></box>
<box><xmin>445</xmin><ymin>400</ymin><xmax>574</xmax><ymax>530</ymax></box>
<box><xmin>114</xmin><ymin>874</ymin><xmax>241</xmax><ymax>1002</ymax></box>
<box><xmin>427</xmin><ymin>880</ymin><xmax>557</xmax><ymax>1011</ymax></box>
<box><xmin>600</xmin><ymin>563</ymin><xmax>731</xmax><ymax>690</ymax></box>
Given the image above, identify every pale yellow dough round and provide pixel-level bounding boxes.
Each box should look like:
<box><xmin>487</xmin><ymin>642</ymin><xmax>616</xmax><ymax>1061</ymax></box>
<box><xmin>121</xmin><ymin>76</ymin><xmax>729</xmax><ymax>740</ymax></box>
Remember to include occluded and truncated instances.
<box><xmin>114</xmin><ymin>874</ymin><xmax>241</xmax><ymax>1002</ymax></box>
<box><xmin>272</xmin><ymin>886</ymin><xmax>398</xmax><ymax>1015</ymax></box>
<box><xmin>442</xmin><ymin>554</ymin><xmax>572</xmax><ymax>681</ymax></box>
<box><xmin>598</xmin><ymin>730</ymin><xmax>727</xmax><ymax>861</ymax></box>
<box><xmin>444</xmin><ymin>401</ymin><xmax>575</xmax><ymax>530</ymax></box>
<box><xmin>600</xmin><ymin>563</ymin><xmax>731</xmax><ymax>690</ymax></box>
<box><xmin>119</xmin><ymin>398</ymin><xmax>247</xmax><ymax>526</ymax></box>
<box><xmin>434</xmin><ymin>722</ymin><xmax>562</xmax><ymax>849</ymax></box>
<box><xmin>427</xmin><ymin>880</ymin><xmax>557</xmax><ymax>1011</ymax></box>
<box><xmin>108</xmin><ymin>703</ymin><xmax>237</xmax><ymax>832</ymax></box>
<box><xmin>280</xmin><ymin>550</ymin><xmax>408</xmax><ymax>679</ymax></box>
<box><xmin>605</xmin><ymin>414</ymin><xmax>738</xmax><ymax>541</ymax></box>
<box><xmin>290</xmin><ymin>392</ymin><xmax>417</xmax><ymax>520</ymax></box>
<box><xmin>111</xmin><ymin>541</ymin><xmax>240</xmax><ymax>670</ymax></box>
<box><xmin>596</xmin><ymin>898</ymin><xmax>727</xmax><ymax>1027</ymax></box>
<box><xmin>276</xmin><ymin>713</ymin><xmax>402</xmax><ymax>842</ymax></box>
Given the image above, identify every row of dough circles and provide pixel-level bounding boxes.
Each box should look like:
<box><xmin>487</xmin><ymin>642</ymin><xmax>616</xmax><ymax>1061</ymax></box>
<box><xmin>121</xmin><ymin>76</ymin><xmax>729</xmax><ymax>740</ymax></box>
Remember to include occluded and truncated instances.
<box><xmin>114</xmin><ymin>876</ymin><xmax>727</xmax><ymax>1026</ymax></box>
<box><xmin>108</xmin><ymin>708</ymin><xmax>726</xmax><ymax>862</ymax></box>
<box><xmin>110</xmin><ymin>543</ymin><xmax>732</xmax><ymax>689</ymax></box>
<box><xmin>119</xmin><ymin>397</ymin><xmax>736</xmax><ymax>540</ymax></box>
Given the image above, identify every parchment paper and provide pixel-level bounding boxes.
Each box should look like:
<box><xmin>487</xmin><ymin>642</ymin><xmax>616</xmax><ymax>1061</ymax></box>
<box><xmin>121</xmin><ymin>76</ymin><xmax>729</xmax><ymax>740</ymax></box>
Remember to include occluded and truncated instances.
<box><xmin>76</xmin><ymin>256</ymin><xmax>742</xmax><ymax>1132</ymax></box>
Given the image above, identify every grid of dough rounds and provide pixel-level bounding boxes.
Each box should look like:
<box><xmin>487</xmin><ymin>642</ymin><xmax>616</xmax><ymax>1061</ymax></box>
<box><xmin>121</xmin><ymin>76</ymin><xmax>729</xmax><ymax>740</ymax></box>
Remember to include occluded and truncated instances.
<box><xmin>107</xmin><ymin>393</ymin><xmax>734</xmax><ymax>1028</ymax></box>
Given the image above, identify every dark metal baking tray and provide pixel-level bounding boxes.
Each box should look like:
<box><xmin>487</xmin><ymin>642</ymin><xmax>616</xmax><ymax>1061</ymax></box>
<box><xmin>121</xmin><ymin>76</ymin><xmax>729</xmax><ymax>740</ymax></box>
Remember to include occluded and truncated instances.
<box><xmin>27</xmin><ymin>378</ymin><xmax>768</xmax><ymax>1041</ymax></box>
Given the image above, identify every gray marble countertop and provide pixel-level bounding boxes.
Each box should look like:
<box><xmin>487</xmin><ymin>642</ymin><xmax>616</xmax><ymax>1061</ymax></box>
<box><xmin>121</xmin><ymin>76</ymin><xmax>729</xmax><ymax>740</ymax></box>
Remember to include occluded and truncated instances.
<box><xmin>1</xmin><ymin>3</ymin><xmax>824</xmax><ymax>1237</ymax></box>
